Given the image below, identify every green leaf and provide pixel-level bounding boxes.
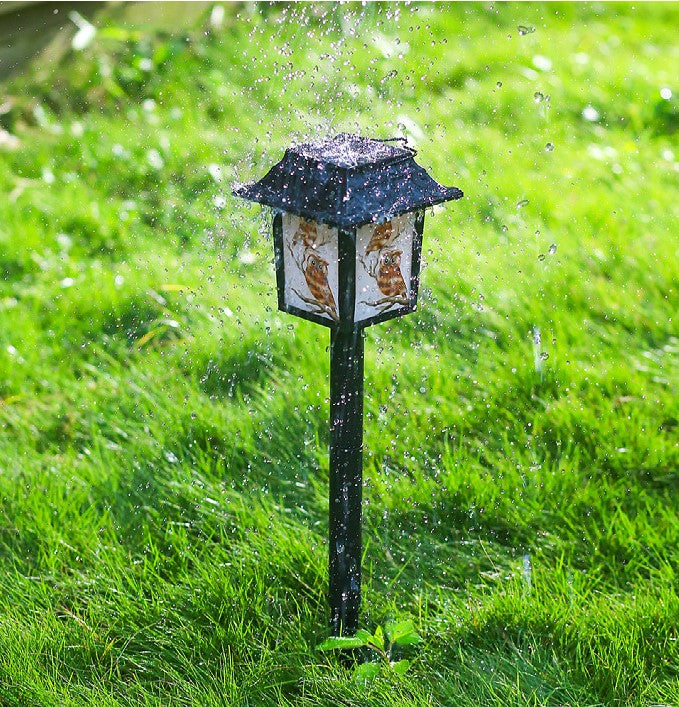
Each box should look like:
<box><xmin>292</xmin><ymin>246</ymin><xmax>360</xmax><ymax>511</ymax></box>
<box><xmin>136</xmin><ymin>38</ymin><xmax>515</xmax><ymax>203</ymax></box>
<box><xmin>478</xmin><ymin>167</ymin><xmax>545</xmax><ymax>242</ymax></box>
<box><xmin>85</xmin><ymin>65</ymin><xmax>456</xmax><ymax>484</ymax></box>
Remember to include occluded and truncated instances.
<box><xmin>390</xmin><ymin>659</ymin><xmax>411</xmax><ymax>676</ymax></box>
<box><xmin>394</xmin><ymin>631</ymin><xmax>422</xmax><ymax>646</ymax></box>
<box><xmin>98</xmin><ymin>26</ymin><xmax>139</xmax><ymax>42</ymax></box>
<box><xmin>152</xmin><ymin>42</ymin><xmax>171</xmax><ymax>66</ymax></box>
<box><xmin>353</xmin><ymin>662</ymin><xmax>380</xmax><ymax>682</ymax></box>
<box><xmin>315</xmin><ymin>636</ymin><xmax>365</xmax><ymax>651</ymax></box>
<box><xmin>387</xmin><ymin>620</ymin><xmax>422</xmax><ymax>646</ymax></box>
<box><xmin>355</xmin><ymin>629</ymin><xmax>372</xmax><ymax>643</ymax></box>
<box><xmin>370</xmin><ymin>624</ymin><xmax>385</xmax><ymax>651</ymax></box>
<box><xmin>386</xmin><ymin>620</ymin><xmax>414</xmax><ymax>642</ymax></box>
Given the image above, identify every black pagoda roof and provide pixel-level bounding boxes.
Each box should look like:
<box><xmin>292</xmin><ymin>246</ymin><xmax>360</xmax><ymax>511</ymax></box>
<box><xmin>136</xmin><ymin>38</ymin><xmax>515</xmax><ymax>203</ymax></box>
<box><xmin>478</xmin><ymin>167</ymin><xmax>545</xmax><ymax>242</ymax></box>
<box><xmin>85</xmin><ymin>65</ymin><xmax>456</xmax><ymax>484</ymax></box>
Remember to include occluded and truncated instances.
<box><xmin>233</xmin><ymin>133</ymin><xmax>463</xmax><ymax>229</ymax></box>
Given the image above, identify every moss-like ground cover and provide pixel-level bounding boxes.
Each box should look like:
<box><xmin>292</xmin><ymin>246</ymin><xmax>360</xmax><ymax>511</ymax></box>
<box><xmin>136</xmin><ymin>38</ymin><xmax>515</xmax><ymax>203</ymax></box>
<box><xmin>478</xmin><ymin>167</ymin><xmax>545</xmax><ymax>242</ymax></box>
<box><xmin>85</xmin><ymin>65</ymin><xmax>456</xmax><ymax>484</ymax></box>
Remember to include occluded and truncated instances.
<box><xmin>0</xmin><ymin>3</ymin><xmax>677</xmax><ymax>705</ymax></box>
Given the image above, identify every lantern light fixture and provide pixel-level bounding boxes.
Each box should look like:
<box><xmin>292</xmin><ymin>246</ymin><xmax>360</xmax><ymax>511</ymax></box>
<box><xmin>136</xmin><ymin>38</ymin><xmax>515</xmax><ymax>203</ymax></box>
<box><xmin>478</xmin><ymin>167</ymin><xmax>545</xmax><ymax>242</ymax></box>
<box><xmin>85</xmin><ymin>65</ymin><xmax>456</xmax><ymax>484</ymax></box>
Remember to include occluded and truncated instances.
<box><xmin>234</xmin><ymin>133</ymin><xmax>463</xmax><ymax>636</ymax></box>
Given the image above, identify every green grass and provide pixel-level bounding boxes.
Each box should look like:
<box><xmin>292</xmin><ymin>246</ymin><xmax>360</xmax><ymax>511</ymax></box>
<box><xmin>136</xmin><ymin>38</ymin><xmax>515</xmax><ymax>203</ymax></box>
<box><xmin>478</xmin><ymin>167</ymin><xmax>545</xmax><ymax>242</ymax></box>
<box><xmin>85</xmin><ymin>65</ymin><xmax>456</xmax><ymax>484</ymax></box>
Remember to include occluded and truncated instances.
<box><xmin>1</xmin><ymin>2</ymin><xmax>677</xmax><ymax>704</ymax></box>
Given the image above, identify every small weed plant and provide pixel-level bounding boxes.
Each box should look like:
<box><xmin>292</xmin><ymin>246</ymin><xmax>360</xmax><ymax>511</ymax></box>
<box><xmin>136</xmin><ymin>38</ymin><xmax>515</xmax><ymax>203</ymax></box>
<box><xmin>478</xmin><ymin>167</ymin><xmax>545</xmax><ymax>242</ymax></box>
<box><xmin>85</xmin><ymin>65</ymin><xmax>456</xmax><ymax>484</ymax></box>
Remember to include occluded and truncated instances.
<box><xmin>316</xmin><ymin>620</ymin><xmax>422</xmax><ymax>682</ymax></box>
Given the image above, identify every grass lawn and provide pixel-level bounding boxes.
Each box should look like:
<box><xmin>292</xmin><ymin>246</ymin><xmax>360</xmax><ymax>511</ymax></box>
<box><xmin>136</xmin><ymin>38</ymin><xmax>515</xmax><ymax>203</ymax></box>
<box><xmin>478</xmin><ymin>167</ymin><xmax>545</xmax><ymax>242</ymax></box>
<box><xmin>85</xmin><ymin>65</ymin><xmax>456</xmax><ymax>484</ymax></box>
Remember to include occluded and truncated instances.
<box><xmin>0</xmin><ymin>2</ymin><xmax>677</xmax><ymax>704</ymax></box>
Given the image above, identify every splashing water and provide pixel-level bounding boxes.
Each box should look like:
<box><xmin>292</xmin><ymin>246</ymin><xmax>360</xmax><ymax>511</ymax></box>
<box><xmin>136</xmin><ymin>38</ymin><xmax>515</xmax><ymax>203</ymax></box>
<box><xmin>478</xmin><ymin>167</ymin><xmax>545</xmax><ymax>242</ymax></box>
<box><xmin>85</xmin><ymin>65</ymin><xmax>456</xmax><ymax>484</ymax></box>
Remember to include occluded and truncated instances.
<box><xmin>533</xmin><ymin>326</ymin><xmax>543</xmax><ymax>378</ymax></box>
<box><xmin>523</xmin><ymin>553</ymin><xmax>532</xmax><ymax>590</ymax></box>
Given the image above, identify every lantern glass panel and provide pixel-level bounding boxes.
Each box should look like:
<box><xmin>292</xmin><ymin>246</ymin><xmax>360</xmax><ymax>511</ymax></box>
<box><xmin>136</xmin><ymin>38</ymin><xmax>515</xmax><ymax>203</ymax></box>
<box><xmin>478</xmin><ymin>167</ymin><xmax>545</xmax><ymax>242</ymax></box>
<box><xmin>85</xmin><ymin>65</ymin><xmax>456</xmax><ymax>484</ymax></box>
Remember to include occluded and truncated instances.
<box><xmin>354</xmin><ymin>212</ymin><xmax>416</xmax><ymax>324</ymax></box>
<box><xmin>282</xmin><ymin>213</ymin><xmax>340</xmax><ymax>323</ymax></box>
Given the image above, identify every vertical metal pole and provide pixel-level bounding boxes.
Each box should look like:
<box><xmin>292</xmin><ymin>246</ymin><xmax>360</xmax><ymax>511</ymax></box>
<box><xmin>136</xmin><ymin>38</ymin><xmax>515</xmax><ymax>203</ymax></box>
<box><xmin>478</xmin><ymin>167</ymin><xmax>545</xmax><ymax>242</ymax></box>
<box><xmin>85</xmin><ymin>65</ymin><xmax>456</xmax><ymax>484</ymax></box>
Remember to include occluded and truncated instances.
<box><xmin>328</xmin><ymin>325</ymin><xmax>364</xmax><ymax>635</ymax></box>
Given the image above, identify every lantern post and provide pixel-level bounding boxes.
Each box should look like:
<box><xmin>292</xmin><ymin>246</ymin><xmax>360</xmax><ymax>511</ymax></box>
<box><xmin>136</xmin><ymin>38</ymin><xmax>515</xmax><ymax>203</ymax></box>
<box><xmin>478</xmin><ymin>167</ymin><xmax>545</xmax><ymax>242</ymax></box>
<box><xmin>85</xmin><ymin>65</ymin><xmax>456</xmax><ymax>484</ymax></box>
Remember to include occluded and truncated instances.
<box><xmin>234</xmin><ymin>134</ymin><xmax>462</xmax><ymax>635</ymax></box>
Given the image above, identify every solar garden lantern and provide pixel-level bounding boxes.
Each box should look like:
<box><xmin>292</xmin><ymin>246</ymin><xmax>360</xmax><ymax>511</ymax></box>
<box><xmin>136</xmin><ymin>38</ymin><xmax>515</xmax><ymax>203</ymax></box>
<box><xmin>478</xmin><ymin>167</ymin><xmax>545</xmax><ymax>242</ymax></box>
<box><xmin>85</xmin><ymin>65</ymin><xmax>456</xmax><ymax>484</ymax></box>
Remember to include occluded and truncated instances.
<box><xmin>233</xmin><ymin>133</ymin><xmax>462</xmax><ymax>636</ymax></box>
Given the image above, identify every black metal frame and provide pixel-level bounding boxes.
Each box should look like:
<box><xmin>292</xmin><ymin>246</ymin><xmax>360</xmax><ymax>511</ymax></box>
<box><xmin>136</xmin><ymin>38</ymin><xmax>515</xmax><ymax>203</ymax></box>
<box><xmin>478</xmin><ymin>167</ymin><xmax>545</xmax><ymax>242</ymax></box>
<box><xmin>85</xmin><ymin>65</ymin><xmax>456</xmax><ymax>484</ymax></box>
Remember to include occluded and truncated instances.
<box><xmin>273</xmin><ymin>210</ymin><xmax>426</xmax><ymax>331</ymax></box>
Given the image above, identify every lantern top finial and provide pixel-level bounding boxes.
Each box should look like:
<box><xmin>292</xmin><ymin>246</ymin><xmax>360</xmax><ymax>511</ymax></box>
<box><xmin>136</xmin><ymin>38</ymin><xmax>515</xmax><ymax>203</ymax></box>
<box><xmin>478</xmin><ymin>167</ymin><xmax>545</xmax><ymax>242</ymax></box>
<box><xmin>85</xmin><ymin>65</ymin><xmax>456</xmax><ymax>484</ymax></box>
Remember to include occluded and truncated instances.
<box><xmin>233</xmin><ymin>133</ymin><xmax>462</xmax><ymax>229</ymax></box>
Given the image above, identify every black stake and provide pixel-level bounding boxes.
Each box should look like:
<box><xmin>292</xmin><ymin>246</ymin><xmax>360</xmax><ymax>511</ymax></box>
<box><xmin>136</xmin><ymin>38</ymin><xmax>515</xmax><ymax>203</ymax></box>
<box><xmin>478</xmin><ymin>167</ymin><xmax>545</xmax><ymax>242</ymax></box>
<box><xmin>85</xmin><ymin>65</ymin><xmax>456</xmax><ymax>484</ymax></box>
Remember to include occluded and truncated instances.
<box><xmin>328</xmin><ymin>324</ymin><xmax>364</xmax><ymax>635</ymax></box>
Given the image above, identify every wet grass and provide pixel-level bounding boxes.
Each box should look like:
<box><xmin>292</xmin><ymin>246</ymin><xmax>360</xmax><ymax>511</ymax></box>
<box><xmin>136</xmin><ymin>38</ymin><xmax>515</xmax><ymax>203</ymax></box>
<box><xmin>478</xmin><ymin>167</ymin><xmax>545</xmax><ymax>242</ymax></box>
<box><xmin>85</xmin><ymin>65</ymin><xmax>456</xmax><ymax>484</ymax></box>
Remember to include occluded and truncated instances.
<box><xmin>1</xmin><ymin>2</ymin><xmax>678</xmax><ymax>705</ymax></box>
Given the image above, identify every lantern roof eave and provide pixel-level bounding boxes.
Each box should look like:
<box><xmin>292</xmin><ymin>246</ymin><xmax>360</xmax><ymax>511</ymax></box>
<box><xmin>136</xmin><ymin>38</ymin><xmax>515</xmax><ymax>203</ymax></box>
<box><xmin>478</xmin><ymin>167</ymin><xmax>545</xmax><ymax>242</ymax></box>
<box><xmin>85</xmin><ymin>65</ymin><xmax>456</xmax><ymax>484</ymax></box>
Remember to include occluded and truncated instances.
<box><xmin>232</xmin><ymin>133</ymin><xmax>463</xmax><ymax>230</ymax></box>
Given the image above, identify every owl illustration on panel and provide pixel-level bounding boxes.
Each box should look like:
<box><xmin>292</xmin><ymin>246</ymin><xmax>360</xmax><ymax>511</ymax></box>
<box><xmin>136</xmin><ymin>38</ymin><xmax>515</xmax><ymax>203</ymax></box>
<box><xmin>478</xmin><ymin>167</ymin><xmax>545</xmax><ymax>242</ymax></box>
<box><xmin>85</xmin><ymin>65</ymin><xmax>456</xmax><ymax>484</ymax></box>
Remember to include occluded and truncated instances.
<box><xmin>303</xmin><ymin>252</ymin><xmax>339</xmax><ymax>321</ymax></box>
<box><xmin>292</xmin><ymin>218</ymin><xmax>318</xmax><ymax>249</ymax></box>
<box><xmin>376</xmin><ymin>250</ymin><xmax>407</xmax><ymax>300</ymax></box>
<box><xmin>365</xmin><ymin>221</ymin><xmax>396</xmax><ymax>256</ymax></box>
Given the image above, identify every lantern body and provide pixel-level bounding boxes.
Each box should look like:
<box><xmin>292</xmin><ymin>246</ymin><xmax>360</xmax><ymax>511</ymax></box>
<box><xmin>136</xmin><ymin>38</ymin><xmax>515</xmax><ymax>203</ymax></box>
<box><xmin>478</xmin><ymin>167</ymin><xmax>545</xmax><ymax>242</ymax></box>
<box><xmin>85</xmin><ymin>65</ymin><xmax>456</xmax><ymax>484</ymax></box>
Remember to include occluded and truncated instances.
<box><xmin>236</xmin><ymin>133</ymin><xmax>462</xmax><ymax>329</ymax></box>
<box><xmin>274</xmin><ymin>210</ymin><xmax>425</xmax><ymax>329</ymax></box>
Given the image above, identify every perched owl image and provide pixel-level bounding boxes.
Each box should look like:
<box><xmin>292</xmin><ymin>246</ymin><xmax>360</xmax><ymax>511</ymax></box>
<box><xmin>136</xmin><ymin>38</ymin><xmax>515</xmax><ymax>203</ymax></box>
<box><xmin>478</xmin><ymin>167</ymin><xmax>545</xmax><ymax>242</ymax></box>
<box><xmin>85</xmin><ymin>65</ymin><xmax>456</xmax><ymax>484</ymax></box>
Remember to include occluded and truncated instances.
<box><xmin>365</xmin><ymin>221</ymin><xmax>396</xmax><ymax>256</ymax></box>
<box><xmin>292</xmin><ymin>218</ymin><xmax>318</xmax><ymax>249</ymax></box>
<box><xmin>304</xmin><ymin>252</ymin><xmax>338</xmax><ymax>320</ymax></box>
<box><xmin>376</xmin><ymin>250</ymin><xmax>407</xmax><ymax>299</ymax></box>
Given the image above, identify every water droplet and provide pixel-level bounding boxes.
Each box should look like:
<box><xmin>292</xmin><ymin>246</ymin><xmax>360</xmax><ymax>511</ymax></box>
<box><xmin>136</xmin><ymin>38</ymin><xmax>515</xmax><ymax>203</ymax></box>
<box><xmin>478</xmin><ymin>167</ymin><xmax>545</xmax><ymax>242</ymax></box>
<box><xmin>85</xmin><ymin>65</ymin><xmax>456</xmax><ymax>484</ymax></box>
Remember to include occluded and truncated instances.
<box><xmin>210</xmin><ymin>4</ymin><xmax>225</xmax><ymax>29</ymax></box>
<box><xmin>523</xmin><ymin>554</ymin><xmax>532</xmax><ymax>588</ymax></box>
<box><xmin>516</xmin><ymin>199</ymin><xmax>529</xmax><ymax>209</ymax></box>
<box><xmin>582</xmin><ymin>105</ymin><xmax>599</xmax><ymax>122</ymax></box>
<box><xmin>501</xmin><ymin>224</ymin><xmax>508</xmax><ymax>233</ymax></box>
<box><xmin>238</xmin><ymin>248</ymin><xmax>257</xmax><ymax>265</ymax></box>
<box><xmin>534</xmin><ymin>92</ymin><xmax>544</xmax><ymax>104</ymax></box>
<box><xmin>496</xmin><ymin>81</ymin><xmax>502</xmax><ymax>88</ymax></box>
<box><xmin>518</xmin><ymin>25</ymin><xmax>535</xmax><ymax>36</ymax></box>
<box><xmin>545</xmin><ymin>142</ymin><xmax>554</xmax><ymax>152</ymax></box>
<box><xmin>549</xmin><ymin>244</ymin><xmax>557</xmax><ymax>254</ymax></box>
<box><xmin>208</xmin><ymin>163</ymin><xmax>223</xmax><ymax>182</ymax></box>
<box><xmin>538</xmin><ymin>253</ymin><xmax>546</xmax><ymax>261</ymax></box>
<box><xmin>540</xmin><ymin>352</ymin><xmax>549</xmax><ymax>360</ymax></box>
<box><xmin>532</xmin><ymin>54</ymin><xmax>552</xmax><ymax>71</ymax></box>
<box><xmin>56</xmin><ymin>233</ymin><xmax>72</xmax><ymax>250</ymax></box>
<box><xmin>147</xmin><ymin>149</ymin><xmax>164</xmax><ymax>170</ymax></box>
